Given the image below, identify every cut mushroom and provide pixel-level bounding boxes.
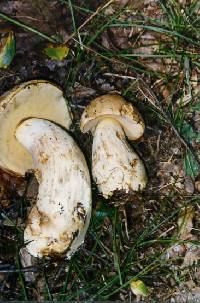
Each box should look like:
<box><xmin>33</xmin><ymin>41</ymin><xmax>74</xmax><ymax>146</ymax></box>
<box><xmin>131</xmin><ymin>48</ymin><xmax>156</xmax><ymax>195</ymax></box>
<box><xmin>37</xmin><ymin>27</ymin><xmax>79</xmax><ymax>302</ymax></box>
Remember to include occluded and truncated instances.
<box><xmin>0</xmin><ymin>80</ymin><xmax>91</xmax><ymax>258</ymax></box>
<box><xmin>80</xmin><ymin>94</ymin><xmax>147</xmax><ymax>198</ymax></box>
<box><xmin>0</xmin><ymin>80</ymin><xmax>71</xmax><ymax>175</ymax></box>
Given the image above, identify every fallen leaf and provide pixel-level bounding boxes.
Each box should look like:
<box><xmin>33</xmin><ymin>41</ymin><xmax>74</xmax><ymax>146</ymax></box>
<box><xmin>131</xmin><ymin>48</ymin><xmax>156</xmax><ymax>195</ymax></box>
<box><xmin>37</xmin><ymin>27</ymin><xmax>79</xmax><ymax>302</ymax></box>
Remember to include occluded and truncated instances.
<box><xmin>130</xmin><ymin>279</ymin><xmax>149</xmax><ymax>297</ymax></box>
<box><xmin>0</xmin><ymin>31</ymin><xmax>15</xmax><ymax>68</ymax></box>
<box><xmin>44</xmin><ymin>43</ymin><xmax>69</xmax><ymax>60</ymax></box>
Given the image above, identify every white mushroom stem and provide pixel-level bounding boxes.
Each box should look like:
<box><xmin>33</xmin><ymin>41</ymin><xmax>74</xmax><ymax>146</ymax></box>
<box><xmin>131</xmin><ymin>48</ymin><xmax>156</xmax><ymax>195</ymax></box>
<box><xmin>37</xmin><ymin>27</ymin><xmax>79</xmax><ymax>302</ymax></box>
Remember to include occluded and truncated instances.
<box><xmin>92</xmin><ymin>118</ymin><xmax>147</xmax><ymax>198</ymax></box>
<box><xmin>15</xmin><ymin>118</ymin><xmax>91</xmax><ymax>258</ymax></box>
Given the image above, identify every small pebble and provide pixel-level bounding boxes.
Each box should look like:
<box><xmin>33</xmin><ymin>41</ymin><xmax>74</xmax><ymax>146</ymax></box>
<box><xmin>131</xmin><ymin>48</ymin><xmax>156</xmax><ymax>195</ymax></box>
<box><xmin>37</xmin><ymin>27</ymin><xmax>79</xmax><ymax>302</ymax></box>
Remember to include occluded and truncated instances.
<box><xmin>195</xmin><ymin>180</ymin><xmax>200</xmax><ymax>192</ymax></box>
<box><xmin>184</xmin><ymin>177</ymin><xmax>194</xmax><ymax>194</ymax></box>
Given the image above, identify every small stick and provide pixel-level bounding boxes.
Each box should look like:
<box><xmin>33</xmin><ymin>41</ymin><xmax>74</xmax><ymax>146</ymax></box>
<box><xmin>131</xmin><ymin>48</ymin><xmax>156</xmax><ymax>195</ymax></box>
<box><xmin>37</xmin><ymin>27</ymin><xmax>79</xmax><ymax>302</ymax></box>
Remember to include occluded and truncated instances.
<box><xmin>158</xmin><ymin>225</ymin><xmax>175</xmax><ymax>238</ymax></box>
<box><xmin>104</xmin><ymin>72</ymin><xmax>137</xmax><ymax>81</ymax></box>
<box><xmin>0</xmin><ymin>266</ymin><xmax>37</xmax><ymax>273</ymax></box>
<box><xmin>122</xmin><ymin>206</ymin><xmax>129</xmax><ymax>240</ymax></box>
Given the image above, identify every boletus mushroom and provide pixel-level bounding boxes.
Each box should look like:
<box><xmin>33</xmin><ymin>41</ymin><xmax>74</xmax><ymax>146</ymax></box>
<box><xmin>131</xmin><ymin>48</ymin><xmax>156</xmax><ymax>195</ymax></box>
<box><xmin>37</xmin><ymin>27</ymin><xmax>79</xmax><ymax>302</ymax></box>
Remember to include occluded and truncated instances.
<box><xmin>80</xmin><ymin>94</ymin><xmax>147</xmax><ymax>198</ymax></box>
<box><xmin>0</xmin><ymin>80</ymin><xmax>91</xmax><ymax>258</ymax></box>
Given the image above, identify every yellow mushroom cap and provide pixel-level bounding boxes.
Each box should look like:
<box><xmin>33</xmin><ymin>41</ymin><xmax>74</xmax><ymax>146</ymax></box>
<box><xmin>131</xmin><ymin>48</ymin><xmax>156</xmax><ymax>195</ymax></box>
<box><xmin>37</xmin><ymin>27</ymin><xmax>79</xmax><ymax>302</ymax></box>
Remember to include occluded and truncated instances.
<box><xmin>80</xmin><ymin>94</ymin><xmax>145</xmax><ymax>140</ymax></box>
<box><xmin>0</xmin><ymin>80</ymin><xmax>72</xmax><ymax>175</ymax></box>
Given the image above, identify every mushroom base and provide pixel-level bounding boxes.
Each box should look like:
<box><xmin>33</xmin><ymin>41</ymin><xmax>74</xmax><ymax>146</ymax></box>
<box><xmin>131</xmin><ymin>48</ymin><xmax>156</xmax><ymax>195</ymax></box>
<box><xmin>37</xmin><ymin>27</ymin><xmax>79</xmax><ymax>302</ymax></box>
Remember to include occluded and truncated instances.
<box><xmin>107</xmin><ymin>188</ymin><xmax>144</xmax><ymax>206</ymax></box>
<box><xmin>92</xmin><ymin>118</ymin><xmax>147</xmax><ymax>198</ymax></box>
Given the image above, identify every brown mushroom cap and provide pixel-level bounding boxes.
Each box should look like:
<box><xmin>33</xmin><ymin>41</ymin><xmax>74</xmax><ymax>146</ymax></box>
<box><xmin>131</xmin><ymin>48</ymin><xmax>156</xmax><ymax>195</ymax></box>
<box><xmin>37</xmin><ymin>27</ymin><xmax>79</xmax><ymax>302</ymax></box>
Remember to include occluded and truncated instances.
<box><xmin>80</xmin><ymin>94</ymin><xmax>145</xmax><ymax>140</ymax></box>
<box><xmin>0</xmin><ymin>80</ymin><xmax>72</xmax><ymax>176</ymax></box>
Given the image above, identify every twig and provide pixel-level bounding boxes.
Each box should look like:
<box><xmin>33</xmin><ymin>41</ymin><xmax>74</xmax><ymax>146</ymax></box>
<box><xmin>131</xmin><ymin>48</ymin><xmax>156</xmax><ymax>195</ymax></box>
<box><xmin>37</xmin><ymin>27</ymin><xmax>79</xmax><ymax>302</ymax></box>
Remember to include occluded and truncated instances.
<box><xmin>158</xmin><ymin>225</ymin><xmax>175</xmax><ymax>238</ymax></box>
<box><xmin>0</xmin><ymin>12</ymin><xmax>60</xmax><ymax>43</ymax></box>
<box><xmin>12</xmin><ymin>16</ymin><xmax>45</xmax><ymax>22</ymax></box>
<box><xmin>122</xmin><ymin>206</ymin><xmax>129</xmax><ymax>240</ymax></box>
<box><xmin>0</xmin><ymin>267</ymin><xmax>37</xmax><ymax>273</ymax></box>
<box><xmin>65</xmin><ymin>0</ymin><xmax>115</xmax><ymax>43</ymax></box>
<box><xmin>104</xmin><ymin>72</ymin><xmax>137</xmax><ymax>81</ymax></box>
<box><xmin>70</xmin><ymin>103</ymin><xmax>86</xmax><ymax>109</ymax></box>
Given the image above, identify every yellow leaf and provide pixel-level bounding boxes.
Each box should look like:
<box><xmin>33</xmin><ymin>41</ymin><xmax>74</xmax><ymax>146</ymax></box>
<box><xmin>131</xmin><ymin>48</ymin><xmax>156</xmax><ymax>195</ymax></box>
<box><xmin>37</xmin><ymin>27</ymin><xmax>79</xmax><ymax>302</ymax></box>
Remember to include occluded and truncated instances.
<box><xmin>130</xmin><ymin>279</ymin><xmax>149</xmax><ymax>297</ymax></box>
<box><xmin>44</xmin><ymin>43</ymin><xmax>69</xmax><ymax>60</ymax></box>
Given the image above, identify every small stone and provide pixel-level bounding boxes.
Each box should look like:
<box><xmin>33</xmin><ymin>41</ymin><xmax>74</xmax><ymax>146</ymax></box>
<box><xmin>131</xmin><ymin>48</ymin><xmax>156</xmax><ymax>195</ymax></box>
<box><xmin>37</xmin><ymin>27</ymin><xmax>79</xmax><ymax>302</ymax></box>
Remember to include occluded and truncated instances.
<box><xmin>195</xmin><ymin>180</ymin><xmax>200</xmax><ymax>192</ymax></box>
<box><xmin>185</xmin><ymin>279</ymin><xmax>195</xmax><ymax>289</ymax></box>
<box><xmin>184</xmin><ymin>177</ymin><xmax>194</xmax><ymax>194</ymax></box>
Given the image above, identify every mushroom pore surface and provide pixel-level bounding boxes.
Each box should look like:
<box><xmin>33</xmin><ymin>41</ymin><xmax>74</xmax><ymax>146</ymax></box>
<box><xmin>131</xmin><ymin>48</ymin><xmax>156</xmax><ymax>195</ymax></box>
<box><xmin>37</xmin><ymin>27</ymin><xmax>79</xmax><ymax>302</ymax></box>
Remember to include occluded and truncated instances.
<box><xmin>92</xmin><ymin>118</ymin><xmax>147</xmax><ymax>198</ymax></box>
<box><xmin>15</xmin><ymin>118</ymin><xmax>91</xmax><ymax>258</ymax></box>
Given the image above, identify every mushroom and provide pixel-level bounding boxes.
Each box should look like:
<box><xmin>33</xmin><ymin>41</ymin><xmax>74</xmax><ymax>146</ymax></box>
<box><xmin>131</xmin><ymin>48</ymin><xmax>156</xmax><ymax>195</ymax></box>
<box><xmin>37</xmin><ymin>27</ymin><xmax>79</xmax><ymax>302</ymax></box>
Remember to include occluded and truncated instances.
<box><xmin>0</xmin><ymin>80</ymin><xmax>91</xmax><ymax>258</ymax></box>
<box><xmin>80</xmin><ymin>94</ymin><xmax>147</xmax><ymax>198</ymax></box>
